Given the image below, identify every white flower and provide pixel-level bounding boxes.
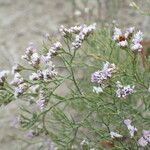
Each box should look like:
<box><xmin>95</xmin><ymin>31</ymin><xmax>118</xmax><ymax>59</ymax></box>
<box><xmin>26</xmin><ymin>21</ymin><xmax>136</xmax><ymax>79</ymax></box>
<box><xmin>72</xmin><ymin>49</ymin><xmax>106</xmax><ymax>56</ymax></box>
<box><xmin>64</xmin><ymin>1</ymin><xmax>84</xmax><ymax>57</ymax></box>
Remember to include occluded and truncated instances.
<box><xmin>74</xmin><ymin>10</ymin><xmax>81</xmax><ymax>16</ymax></box>
<box><xmin>118</xmin><ymin>40</ymin><xmax>128</xmax><ymax>47</ymax></box>
<box><xmin>93</xmin><ymin>86</ymin><xmax>103</xmax><ymax>94</ymax></box>
<box><xmin>30</xmin><ymin>53</ymin><xmax>40</xmax><ymax>67</ymax></box>
<box><xmin>110</xmin><ymin>131</ymin><xmax>123</xmax><ymax>139</ymax></box>
<box><xmin>124</xmin><ymin>119</ymin><xmax>137</xmax><ymax>138</ymax></box>
<box><xmin>80</xmin><ymin>139</ymin><xmax>89</xmax><ymax>146</ymax></box>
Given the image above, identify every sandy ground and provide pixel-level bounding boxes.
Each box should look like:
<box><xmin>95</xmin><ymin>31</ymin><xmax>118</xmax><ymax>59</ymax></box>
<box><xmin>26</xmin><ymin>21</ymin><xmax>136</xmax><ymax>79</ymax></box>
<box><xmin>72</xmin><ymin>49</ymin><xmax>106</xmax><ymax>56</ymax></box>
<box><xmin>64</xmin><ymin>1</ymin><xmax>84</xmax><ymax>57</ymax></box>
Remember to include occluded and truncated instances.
<box><xmin>0</xmin><ymin>0</ymin><xmax>150</xmax><ymax>149</ymax></box>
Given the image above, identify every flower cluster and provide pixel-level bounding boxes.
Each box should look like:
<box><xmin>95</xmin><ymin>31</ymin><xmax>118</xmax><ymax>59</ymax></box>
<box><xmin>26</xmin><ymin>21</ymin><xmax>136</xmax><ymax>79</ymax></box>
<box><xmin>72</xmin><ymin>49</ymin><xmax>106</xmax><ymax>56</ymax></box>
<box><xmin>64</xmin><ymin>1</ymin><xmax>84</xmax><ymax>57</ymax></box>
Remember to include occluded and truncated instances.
<box><xmin>29</xmin><ymin>63</ymin><xmax>57</xmax><ymax>81</ymax></box>
<box><xmin>124</xmin><ymin>119</ymin><xmax>137</xmax><ymax>138</ymax></box>
<box><xmin>91</xmin><ymin>62</ymin><xmax>116</xmax><ymax>86</ymax></box>
<box><xmin>22</xmin><ymin>43</ymin><xmax>40</xmax><ymax>68</ymax></box>
<box><xmin>116</xmin><ymin>81</ymin><xmax>135</xmax><ymax>98</ymax></box>
<box><xmin>41</xmin><ymin>41</ymin><xmax>62</xmax><ymax>63</ymax></box>
<box><xmin>0</xmin><ymin>70</ymin><xmax>9</xmax><ymax>86</ymax></box>
<box><xmin>130</xmin><ymin>31</ymin><xmax>143</xmax><ymax>52</ymax></box>
<box><xmin>138</xmin><ymin>130</ymin><xmax>150</xmax><ymax>147</ymax></box>
<box><xmin>59</xmin><ymin>23</ymin><xmax>96</xmax><ymax>49</ymax></box>
<box><xmin>113</xmin><ymin>27</ymin><xmax>143</xmax><ymax>52</ymax></box>
<box><xmin>36</xmin><ymin>90</ymin><xmax>46</xmax><ymax>110</ymax></box>
<box><xmin>11</xmin><ymin>73</ymin><xmax>28</xmax><ymax>97</ymax></box>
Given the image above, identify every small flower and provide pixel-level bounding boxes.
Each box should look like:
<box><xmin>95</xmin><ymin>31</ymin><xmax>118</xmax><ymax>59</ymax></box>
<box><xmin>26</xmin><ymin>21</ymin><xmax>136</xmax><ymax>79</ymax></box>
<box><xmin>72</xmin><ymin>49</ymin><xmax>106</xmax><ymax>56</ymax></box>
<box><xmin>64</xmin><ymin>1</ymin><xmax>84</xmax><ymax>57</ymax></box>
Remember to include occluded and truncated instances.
<box><xmin>138</xmin><ymin>137</ymin><xmax>148</xmax><ymax>147</ymax></box>
<box><xmin>138</xmin><ymin>130</ymin><xmax>150</xmax><ymax>147</ymax></box>
<box><xmin>130</xmin><ymin>31</ymin><xmax>143</xmax><ymax>52</ymax></box>
<box><xmin>91</xmin><ymin>62</ymin><xmax>116</xmax><ymax>85</ymax></box>
<box><xmin>26</xmin><ymin>130</ymin><xmax>35</xmax><ymax>138</ymax></box>
<box><xmin>125</xmin><ymin>27</ymin><xmax>135</xmax><ymax>39</ymax></box>
<box><xmin>72</xmin><ymin>23</ymin><xmax>96</xmax><ymax>50</ymax></box>
<box><xmin>50</xmin><ymin>42</ymin><xmax>62</xmax><ymax>55</ymax></box>
<box><xmin>93</xmin><ymin>86</ymin><xmax>103</xmax><ymax>94</ymax></box>
<box><xmin>112</xmin><ymin>27</ymin><xmax>123</xmax><ymax>41</ymax></box>
<box><xmin>116</xmin><ymin>81</ymin><xmax>135</xmax><ymax>98</ymax></box>
<box><xmin>14</xmin><ymin>83</ymin><xmax>28</xmax><ymax>97</ymax></box>
<box><xmin>80</xmin><ymin>139</ymin><xmax>89</xmax><ymax>146</ymax></box>
<box><xmin>36</xmin><ymin>90</ymin><xmax>46</xmax><ymax>110</ymax></box>
<box><xmin>11</xmin><ymin>73</ymin><xmax>24</xmax><ymax>86</ymax></box>
<box><xmin>74</xmin><ymin>10</ymin><xmax>82</xmax><ymax>16</ymax></box>
<box><xmin>29</xmin><ymin>70</ymin><xmax>43</xmax><ymax>81</ymax></box>
<box><xmin>124</xmin><ymin>119</ymin><xmax>137</xmax><ymax>138</ymax></box>
<box><xmin>30</xmin><ymin>52</ymin><xmax>40</xmax><ymax>68</ymax></box>
<box><xmin>110</xmin><ymin>131</ymin><xmax>123</xmax><ymax>139</ymax></box>
<box><xmin>118</xmin><ymin>40</ymin><xmax>128</xmax><ymax>48</ymax></box>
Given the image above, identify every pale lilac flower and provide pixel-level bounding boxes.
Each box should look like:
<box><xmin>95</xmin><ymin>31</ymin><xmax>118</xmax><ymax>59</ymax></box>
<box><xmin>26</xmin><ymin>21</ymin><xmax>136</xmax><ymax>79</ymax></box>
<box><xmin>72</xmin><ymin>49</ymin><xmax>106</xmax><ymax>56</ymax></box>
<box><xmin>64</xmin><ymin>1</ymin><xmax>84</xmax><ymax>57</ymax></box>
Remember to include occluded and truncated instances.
<box><xmin>22</xmin><ymin>43</ymin><xmax>37</xmax><ymax>61</ymax></box>
<box><xmin>14</xmin><ymin>83</ymin><xmax>28</xmax><ymax>97</ymax></box>
<box><xmin>93</xmin><ymin>86</ymin><xmax>103</xmax><ymax>94</ymax></box>
<box><xmin>26</xmin><ymin>130</ymin><xmax>35</xmax><ymax>138</ymax></box>
<box><xmin>29</xmin><ymin>70</ymin><xmax>43</xmax><ymax>81</ymax></box>
<box><xmin>138</xmin><ymin>130</ymin><xmax>150</xmax><ymax>147</ymax></box>
<box><xmin>50</xmin><ymin>42</ymin><xmax>62</xmax><ymax>54</ymax></box>
<box><xmin>130</xmin><ymin>42</ymin><xmax>143</xmax><ymax>52</ymax></box>
<box><xmin>42</xmin><ymin>64</ymin><xmax>57</xmax><ymax>81</ymax></box>
<box><xmin>91</xmin><ymin>62</ymin><xmax>116</xmax><ymax>85</ymax></box>
<box><xmin>112</xmin><ymin>27</ymin><xmax>122</xmax><ymax>41</ymax></box>
<box><xmin>116</xmin><ymin>81</ymin><xmax>135</xmax><ymax>98</ymax></box>
<box><xmin>130</xmin><ymin>31</ymin><xmax>143</xmax><ymax>52</ymax></box>
<box><xmin>0</xmin><ymin>70</ymin><xmax>9</xmax><ymax>85</ymax></box>
<box><xmin>72</xmin><ymin>23</ymin><xmax>96</xmax><ymax>49</ymax></box>
<box><xmin>110</xmin><ymin>131</ymin><xmax>123</xmax><ymax>139</ymax></box>
<box><xmin>36</xmin><ymin>90</ymin><xmax>45</xmax><ymax>110</ymax></box>
<box><xmin>138</xmin><ymin>137</ymin><xmax>148</xmax><ymax>147</ymax></box>
<box><xmin>11</xmin><ymin>73</ymin><xmax>24</xmax><ymax>86</ymax></box>
<box><xmin>125</xmin><ymin>27</ymin><xmax>135</xmax><ymax>38</ymax></box>
<box><xmin>124</xmin><ymin>119</ymin><xmax>137</xmax><ymax>138</ymax></box>
<box><xmin>30</xmin><ymin>52</ymin><xmax>40</xmax><ymax>68</ymax></box>
<box><xmin>143</xmin><ymin>130</ymin><xmax>150</xmax><ymax>142</ymax></box>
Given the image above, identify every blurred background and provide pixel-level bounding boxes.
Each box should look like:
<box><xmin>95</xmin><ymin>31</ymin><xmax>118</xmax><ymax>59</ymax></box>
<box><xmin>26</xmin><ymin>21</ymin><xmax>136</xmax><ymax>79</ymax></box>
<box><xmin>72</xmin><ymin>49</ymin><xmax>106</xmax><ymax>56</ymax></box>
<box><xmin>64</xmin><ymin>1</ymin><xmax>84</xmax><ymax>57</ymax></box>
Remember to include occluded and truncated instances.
<box><xmin>0</xmin><ymin>0</ymin><xmax>149</xmax><ymax>149</ymax></box>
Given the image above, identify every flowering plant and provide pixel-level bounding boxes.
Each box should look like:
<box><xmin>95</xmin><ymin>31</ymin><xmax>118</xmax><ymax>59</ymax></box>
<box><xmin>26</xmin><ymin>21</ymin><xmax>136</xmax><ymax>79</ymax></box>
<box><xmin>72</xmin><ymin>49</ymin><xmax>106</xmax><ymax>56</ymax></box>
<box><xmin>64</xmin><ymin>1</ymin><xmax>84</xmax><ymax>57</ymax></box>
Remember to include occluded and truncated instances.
<box><xmin>0</xmin><ymin>23</ymin><xmax>150</xmax><ymax>150</ymax></box>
